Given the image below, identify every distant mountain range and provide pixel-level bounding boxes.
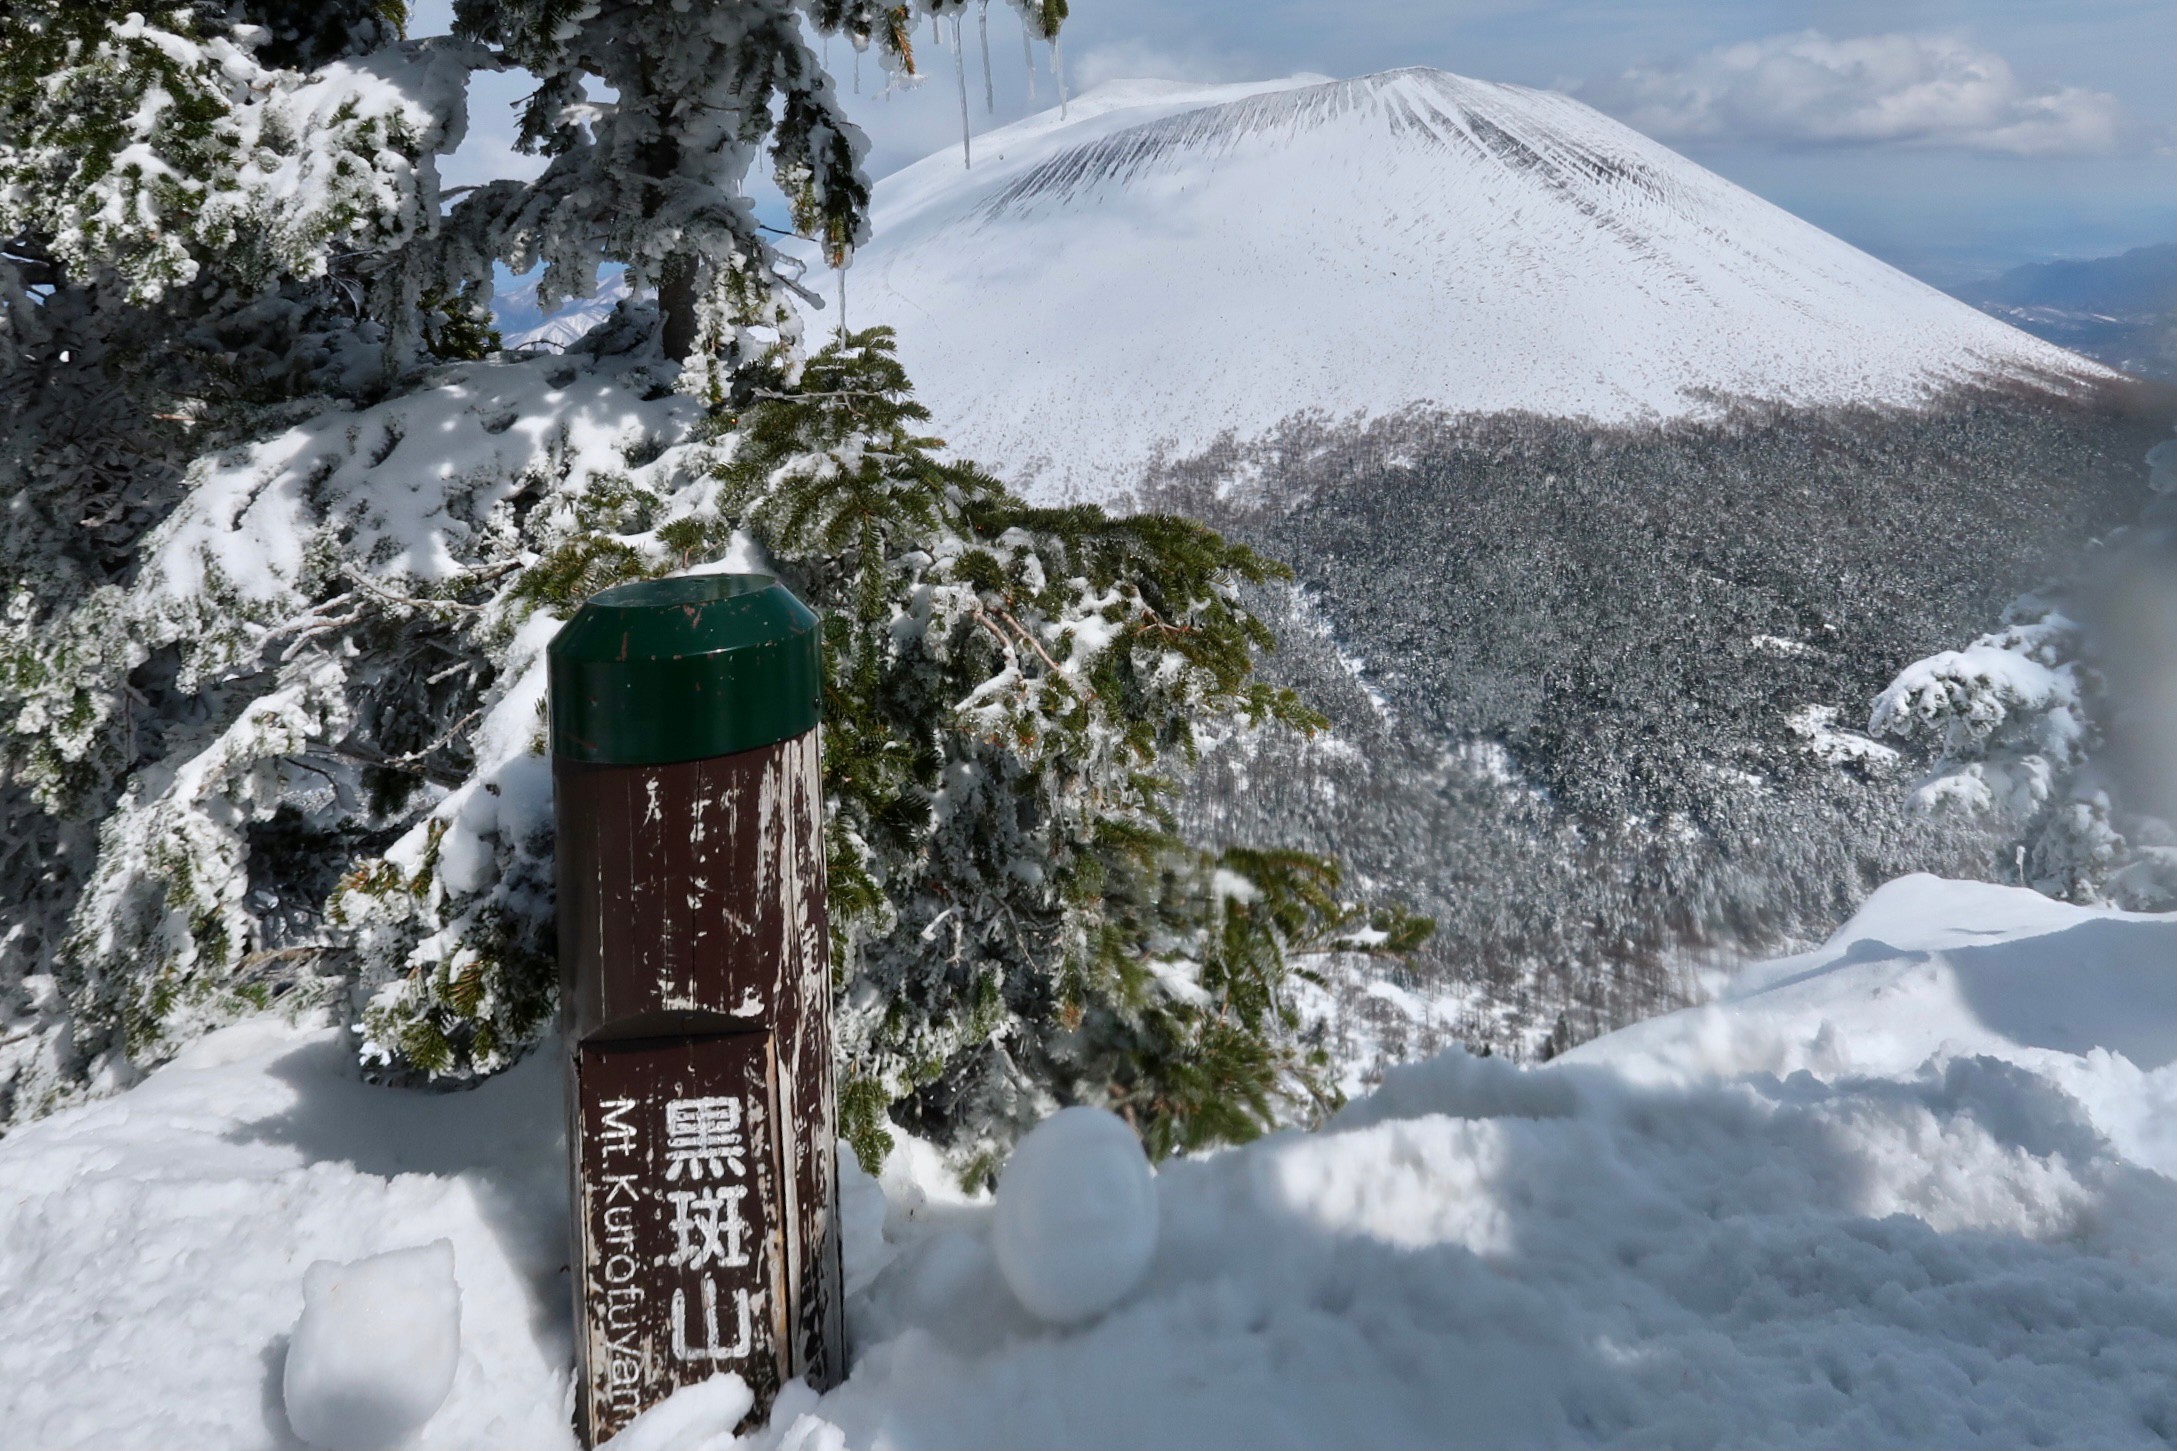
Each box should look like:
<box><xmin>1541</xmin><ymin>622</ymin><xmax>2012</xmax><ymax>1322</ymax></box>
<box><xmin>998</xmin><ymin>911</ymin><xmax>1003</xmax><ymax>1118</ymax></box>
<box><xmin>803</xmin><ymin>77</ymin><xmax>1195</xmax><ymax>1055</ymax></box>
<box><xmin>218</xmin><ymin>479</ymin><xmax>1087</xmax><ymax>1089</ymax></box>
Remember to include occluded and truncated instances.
<box><xmin>492</xmin><ymin>269</ymin><xmax>630</xmax><ymax>352</ymax></box>
<box><xmin>1945</xmin><ymin>245</ymin><xmax>2176</xmax><ymax>380</ymax></box>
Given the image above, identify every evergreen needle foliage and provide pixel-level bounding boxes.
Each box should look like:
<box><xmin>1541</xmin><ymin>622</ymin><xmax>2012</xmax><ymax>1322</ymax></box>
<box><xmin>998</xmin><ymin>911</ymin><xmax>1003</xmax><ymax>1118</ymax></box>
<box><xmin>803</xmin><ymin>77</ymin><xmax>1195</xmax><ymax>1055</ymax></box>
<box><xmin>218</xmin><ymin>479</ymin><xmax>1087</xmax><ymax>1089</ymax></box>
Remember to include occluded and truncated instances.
<box><xmin>707</xmin><ymin>329</ymin><xmax>1431</xmax><ymax>1163</ymax></box>
<box><xmin>0</xmin><ymin>0</ymin><xmax>1431</xmax><ymax>1153</ymax></box>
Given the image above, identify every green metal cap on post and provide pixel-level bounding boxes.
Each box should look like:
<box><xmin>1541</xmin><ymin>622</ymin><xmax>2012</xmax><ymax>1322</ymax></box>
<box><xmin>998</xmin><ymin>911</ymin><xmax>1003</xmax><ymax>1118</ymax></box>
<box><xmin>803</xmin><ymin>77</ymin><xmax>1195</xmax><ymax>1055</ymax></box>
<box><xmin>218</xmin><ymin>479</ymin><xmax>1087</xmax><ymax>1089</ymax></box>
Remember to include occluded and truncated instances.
<box><xmin>548</xmin><ymin>574</ymin><xmax>821</xmax><ymax>766</ymax></box>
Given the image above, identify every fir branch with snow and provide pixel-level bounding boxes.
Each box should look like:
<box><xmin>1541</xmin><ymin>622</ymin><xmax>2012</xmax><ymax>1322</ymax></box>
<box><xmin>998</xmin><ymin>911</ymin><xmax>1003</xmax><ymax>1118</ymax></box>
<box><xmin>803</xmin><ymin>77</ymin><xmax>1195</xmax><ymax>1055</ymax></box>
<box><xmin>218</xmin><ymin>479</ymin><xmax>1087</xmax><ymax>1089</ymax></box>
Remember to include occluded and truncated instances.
<box><xmin>1</xmin><ymin>4</ymin><xmax>1433</xmax><ymax>1158</ymax></box>
<box><xmin>703</xmin><ymin>328</ymin><xmax>1431</xmax><ymax>1164</ymax></box>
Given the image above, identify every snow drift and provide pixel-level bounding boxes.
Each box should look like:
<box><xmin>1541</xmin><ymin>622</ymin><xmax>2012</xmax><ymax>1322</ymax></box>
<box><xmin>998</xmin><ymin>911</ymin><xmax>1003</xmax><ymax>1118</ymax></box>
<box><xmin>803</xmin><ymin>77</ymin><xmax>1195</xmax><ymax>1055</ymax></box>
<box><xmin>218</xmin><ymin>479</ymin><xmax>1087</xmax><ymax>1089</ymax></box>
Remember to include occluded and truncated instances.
<box><xmin>827</xmin><ymin>69</ymin><xmax>2114</xmax><ymax>502</ymax></box>
<box><xmin>1</xmin><ymin>874</ymin><xmax>2168</xmax><ymax>1448</ymax></box>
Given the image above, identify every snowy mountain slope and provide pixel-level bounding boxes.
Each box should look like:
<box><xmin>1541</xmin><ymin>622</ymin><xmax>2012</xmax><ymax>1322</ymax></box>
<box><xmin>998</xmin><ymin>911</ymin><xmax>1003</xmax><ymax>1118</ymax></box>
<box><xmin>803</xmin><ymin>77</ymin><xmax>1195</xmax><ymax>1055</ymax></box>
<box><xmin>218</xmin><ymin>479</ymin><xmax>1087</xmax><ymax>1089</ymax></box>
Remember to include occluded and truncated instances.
<box><xmin>829</xmin><ymin>69</ymin><xmax>2116</xmax><ymax>502</ymax></box>
<box><xmin>3</xmin><ymin>874</ymin><xmax>2169</xmax><ymax>1448</ymax></box>
<box><xmin>500</xmin><ymin>271</ymin><xmax>633</xmax><ymax>352</ymax></box>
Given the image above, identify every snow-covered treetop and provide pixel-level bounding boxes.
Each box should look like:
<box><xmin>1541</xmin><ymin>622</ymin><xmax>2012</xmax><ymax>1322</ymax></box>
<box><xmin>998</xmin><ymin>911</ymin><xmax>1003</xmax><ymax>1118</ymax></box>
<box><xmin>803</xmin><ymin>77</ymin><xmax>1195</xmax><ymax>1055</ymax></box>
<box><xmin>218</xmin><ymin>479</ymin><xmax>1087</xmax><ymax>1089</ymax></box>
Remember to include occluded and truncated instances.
<box><xmin>4</xmin><ymin>2</ymin><xmax>1437</xmax><ymax>1162</ymax></box>
<box><xmin>447</xmin><ymin>0</ymin><xmax>864</xmax><ymax>365</ymax></box>
<box><xmin>2</xmin><ymin>0</ymin><xmax>1071</xmax><ymax>384</ymax></box>
<box><xmin>1</xmin><ymin>4</ymin><xmax>472</xmax><ymax>315</ymax></box>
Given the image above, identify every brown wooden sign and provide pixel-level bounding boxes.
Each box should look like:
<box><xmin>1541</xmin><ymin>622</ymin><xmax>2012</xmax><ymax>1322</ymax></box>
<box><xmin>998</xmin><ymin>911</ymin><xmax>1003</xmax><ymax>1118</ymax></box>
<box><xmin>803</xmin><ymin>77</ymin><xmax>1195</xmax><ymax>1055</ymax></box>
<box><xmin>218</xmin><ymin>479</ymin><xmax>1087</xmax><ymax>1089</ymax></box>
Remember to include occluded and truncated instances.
<box><xmin>559</xmin><ymin>729</ymin><xmax>843</xmax><ymax>1443</ymax></box>
<box><xmin>573</xmin><ymin>1036</ymin><xmax>781</xmax><ymax>1426</ymax></box>
<box><xmin>550</xmin><ymin>575</ymin><xmax>842</xmax><ymax>1447</ymax></box>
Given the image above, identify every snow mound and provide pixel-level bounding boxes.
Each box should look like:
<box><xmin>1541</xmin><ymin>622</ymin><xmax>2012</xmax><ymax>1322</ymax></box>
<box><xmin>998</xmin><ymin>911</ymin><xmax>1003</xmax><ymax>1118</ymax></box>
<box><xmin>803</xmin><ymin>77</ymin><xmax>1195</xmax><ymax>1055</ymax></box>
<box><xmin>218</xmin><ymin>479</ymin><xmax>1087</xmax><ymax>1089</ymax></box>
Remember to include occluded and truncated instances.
<box><xmin>602</xmin><ymin>1375</ymin><xmax>753</xmax><ymax>1451</ymax></box>
<box><xmin>284</xmin><ymin>1241</ymin><xmax>462</xmax><ymax>1451</ymax></box>
<box><xmin>2</xmin><ymin>876</ymin><xmax>2170</xmax><ymax>1448</ymax></box>
<box><xmin>1565</xmin><ymin>874</ymin><xmax>2177</xmax><ymax>1173</ymax></box>
<box><xmin>992</xmin><ymin>1107</ymin><xmax>1158</xmax><ymax>1324</ymax></box>
<box><xmin>0</xmin><ymin>1017</ymin><xmax>574</xmax><ymax>1449</ymax></box>
<box><xmin>625</xmin><ymin>876</ymin><xmax>2177</xmax><ymax>1449</ymax></box>
<box><xmin>826</xmin><ymin>69</ymin><xmax>2115</xmax><ymax>502</ymax></box>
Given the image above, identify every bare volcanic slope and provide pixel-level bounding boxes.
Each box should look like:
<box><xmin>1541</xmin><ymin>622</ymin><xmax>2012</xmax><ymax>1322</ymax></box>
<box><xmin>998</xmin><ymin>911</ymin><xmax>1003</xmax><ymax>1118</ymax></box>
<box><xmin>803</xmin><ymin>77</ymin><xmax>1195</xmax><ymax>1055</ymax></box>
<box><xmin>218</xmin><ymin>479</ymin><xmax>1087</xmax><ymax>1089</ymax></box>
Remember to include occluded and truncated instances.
<box><xmin>839</xmin><ymin>69</ymin><xmax>2111</xmax><ymax>501</ymax></box>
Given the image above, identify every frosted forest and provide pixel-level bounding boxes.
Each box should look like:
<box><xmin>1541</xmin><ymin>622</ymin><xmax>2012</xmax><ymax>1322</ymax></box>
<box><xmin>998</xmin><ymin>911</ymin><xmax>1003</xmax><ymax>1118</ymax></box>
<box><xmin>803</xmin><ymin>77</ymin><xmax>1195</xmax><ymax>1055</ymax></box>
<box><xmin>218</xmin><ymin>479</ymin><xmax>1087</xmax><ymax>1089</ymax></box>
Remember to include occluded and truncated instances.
<box><xmin>1</xmin><ymin>4</ymin><xmax>2172</xmax><ymax>1450</ymax></box>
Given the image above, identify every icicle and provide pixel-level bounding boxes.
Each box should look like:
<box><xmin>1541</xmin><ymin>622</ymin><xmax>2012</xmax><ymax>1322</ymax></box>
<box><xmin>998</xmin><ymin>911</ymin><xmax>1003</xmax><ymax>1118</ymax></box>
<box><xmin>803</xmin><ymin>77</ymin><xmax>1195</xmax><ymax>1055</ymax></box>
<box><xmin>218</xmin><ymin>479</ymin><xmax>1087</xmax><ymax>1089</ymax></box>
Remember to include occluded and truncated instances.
<box><xmin>837</xmin><ymin>261</ymin><xmax>848</xmax><ymax>342</ymax></box>
<box><xmin>979</xmin><ymin>0</ymin><xmax>995</xmax><ymax>114</ymax></box>
<box><xmin>1021</xmin><ymin>9</ymin><xmax>1036</xmax><ymax>105</ymax></box>
<box><xmin>854</xmin><ymin>43</ymin><xmax>861</xmax><ymax>95</ymax></box>
<box><xmin>1052</xmin><ymin>33</ymin><xmax>1067</xmax><ymax>119</ymax></box>
<box><xmin>979</xmin><ymin>0</ymin><xmax>997</xmax><ymax>114</ymax></box>
<box><xmin>952</xmin><ymin>14</ymin><xmax>973</xmax><ymax>168</ymax></box>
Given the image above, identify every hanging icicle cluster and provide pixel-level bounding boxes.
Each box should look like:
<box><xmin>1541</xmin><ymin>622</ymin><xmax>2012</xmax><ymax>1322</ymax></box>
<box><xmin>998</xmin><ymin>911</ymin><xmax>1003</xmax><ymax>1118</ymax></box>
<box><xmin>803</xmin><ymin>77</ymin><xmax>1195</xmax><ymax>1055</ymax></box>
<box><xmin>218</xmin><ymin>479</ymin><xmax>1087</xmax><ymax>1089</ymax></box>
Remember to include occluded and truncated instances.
<box><xmin>794</xmin><ymin>1</ymin><xmax>1075</xmax><ymax>326</ymax></box>
<box><xmin>808</xmin><ymin>4</ymin><xmax>1071</xmax><ymax>177</ymax></box>
<box><xmin>1022</xmin><ymin>8</ymin><xmax>1037</xmax><ymax>104</ymax></box>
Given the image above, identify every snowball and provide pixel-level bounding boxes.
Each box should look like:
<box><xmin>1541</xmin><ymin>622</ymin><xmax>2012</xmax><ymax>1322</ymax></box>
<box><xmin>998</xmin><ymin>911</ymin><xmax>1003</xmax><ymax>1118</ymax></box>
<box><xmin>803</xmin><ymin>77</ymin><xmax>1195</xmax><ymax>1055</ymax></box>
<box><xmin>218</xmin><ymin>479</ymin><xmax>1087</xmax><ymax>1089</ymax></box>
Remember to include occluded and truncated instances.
<box><xmin>992</xmin><ymin>1107</ymin><xmax>1158</xmax><ymax>1324</ymax></box>
<box><xmin>283</xmin><ymin>1240</ymin><xmax>461</xmax><ymax>1451</ymax></box>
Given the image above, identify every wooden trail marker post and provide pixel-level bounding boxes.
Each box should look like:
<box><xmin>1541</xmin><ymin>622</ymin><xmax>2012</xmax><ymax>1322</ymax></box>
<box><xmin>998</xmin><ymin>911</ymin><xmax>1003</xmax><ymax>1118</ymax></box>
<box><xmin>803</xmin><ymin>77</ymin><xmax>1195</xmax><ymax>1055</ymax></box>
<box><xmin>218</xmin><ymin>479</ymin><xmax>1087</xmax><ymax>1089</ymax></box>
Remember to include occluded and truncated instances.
<box><xmin>548</xmin><ymin>574</ymin><xmax>844</xmax><ymax>1445</ymax></box>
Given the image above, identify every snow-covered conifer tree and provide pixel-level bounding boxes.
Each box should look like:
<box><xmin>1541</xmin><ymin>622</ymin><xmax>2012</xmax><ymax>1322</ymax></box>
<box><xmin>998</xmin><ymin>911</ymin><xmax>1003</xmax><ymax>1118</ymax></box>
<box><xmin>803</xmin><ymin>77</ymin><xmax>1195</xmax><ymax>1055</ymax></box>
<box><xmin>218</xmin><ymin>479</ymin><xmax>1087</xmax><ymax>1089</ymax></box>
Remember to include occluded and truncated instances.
<box><xmin>3</xmin><ymin>0</ymin><xmax>491</xmax><ymax>1117</ymax></box>
<box><xmin>1</xmin><ymin>3</ymin><xmax>1424</xmax><ymax>1157</ymax></box>
<box><xmin>703</xmin><ymin>327</ymin><xmax>1429</xmax><ymax>1165</ymax></box>
<box><xmin>1870</xmin><ymin>440</ymin><xmax>2177</xmax><ymax>910</ymax></box>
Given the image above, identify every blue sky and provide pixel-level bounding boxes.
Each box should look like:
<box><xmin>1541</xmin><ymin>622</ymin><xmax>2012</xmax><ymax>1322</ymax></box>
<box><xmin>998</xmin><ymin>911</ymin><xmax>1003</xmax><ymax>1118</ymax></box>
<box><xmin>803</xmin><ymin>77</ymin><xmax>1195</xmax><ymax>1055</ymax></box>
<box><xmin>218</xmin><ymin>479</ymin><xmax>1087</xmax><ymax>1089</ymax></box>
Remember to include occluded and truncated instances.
<box><xmin>423</xmin><ymin>0</ymin><xmax>2173</xmax><ymax>286</ymax></box>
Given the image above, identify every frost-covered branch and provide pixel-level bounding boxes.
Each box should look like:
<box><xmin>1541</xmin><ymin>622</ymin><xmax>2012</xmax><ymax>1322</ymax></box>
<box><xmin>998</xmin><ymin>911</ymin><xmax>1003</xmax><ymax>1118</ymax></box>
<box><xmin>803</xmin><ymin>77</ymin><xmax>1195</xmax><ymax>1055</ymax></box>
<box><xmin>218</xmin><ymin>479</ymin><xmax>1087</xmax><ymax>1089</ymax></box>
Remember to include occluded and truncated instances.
<box><xmin>7</xmin><ymin>4</ymin><xmax>1420</xmax><ymax>1170</ymax></box>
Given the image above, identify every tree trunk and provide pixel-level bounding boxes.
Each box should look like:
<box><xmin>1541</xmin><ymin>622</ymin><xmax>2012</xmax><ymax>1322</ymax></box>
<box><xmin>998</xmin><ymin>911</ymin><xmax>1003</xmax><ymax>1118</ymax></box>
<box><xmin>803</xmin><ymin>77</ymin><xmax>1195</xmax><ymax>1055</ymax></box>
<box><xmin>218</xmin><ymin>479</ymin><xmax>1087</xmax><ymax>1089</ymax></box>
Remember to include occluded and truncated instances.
<box><xmin>660</xmin><ymin>254</ymin><xmax>700</xmax><ymax>362</ymax></box>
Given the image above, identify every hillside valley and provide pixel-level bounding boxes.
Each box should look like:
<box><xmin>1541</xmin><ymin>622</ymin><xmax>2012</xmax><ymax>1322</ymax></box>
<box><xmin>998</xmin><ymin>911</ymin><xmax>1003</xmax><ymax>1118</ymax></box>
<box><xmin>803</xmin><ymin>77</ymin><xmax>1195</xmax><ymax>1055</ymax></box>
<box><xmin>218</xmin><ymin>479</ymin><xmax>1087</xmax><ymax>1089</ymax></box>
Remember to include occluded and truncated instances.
<box><xmin>1947</xmin><ymin>244</ymin><xmax>2176</xmax><ymax>381</ymax></box>
<box><xmin>1159</xmin><ymin>392</ymin><xmax>2165</xmax><ymax>1061</ymax></box>
<box><xmin>826</xmin><ymin>69</ymin><xmax>2166</xmax><ymax>1063</ymax></box>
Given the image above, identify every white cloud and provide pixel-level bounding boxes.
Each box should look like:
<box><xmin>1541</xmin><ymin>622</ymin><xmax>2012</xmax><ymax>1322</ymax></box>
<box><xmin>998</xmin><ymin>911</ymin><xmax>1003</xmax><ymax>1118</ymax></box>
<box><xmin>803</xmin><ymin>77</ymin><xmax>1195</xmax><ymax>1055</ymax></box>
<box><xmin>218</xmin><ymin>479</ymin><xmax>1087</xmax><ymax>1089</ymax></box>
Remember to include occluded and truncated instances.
<box><xmin>1581</xmin><ymin>31</ymin><xmax>2132</xmax><ymax>157</ymax></box>
<box><xmin>1069</xmin><ymin>39</ymin><xmax>1241</xmax><ymax>94</ymax></box>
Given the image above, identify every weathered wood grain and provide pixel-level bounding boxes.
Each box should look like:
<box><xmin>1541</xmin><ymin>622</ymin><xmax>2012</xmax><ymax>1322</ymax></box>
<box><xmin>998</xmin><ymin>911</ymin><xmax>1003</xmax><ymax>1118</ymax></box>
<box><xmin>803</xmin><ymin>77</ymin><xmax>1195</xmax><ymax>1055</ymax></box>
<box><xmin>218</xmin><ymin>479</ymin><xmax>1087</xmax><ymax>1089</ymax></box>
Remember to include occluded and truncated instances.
<box><xmin>559</xmin><ymin>730</ymin><xmax>842</xmax><ymax>1445</ymax></box>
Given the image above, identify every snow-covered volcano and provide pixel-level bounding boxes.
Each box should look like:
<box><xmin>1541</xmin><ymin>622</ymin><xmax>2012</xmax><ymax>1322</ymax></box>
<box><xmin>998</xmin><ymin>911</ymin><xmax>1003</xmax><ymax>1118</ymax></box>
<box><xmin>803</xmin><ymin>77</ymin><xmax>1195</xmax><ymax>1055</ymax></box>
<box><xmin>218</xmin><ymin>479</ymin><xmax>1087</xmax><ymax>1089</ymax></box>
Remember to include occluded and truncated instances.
<box><xmin>834</xmin><ymin>69</ymin><xmax>2112</xmax><ymax>501</ymax></box>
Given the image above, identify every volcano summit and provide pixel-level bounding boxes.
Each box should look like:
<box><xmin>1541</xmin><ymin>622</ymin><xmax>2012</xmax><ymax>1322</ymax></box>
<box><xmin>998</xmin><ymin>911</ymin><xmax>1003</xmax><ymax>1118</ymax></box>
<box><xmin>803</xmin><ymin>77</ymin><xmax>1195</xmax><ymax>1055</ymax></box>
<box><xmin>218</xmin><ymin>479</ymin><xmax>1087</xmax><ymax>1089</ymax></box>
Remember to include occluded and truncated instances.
<box><xmin>838</xmin><ymin>68</ymin><xmax>2109</xmax><ymax>501</ymax></box>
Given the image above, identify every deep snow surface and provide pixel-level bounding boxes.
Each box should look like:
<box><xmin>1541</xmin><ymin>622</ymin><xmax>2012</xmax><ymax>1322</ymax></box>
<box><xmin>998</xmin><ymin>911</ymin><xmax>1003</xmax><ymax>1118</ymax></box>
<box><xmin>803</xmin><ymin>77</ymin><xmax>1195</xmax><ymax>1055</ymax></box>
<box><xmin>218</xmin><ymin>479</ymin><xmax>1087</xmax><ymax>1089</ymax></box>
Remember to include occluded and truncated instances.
<box><xmin>0</xmin><ymin>1026</ymin><xmax>574</xmax><ymax>1449</ymax></box>
<box><xmin>822</xmin><ymin>70</ymin><xmax>2112</xmax><ymax>502</ymax></box>
<box><xmin>0</xmin><ymin>875</ymin><xmax>2169</xmax><ymax>1449</ymax></box>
